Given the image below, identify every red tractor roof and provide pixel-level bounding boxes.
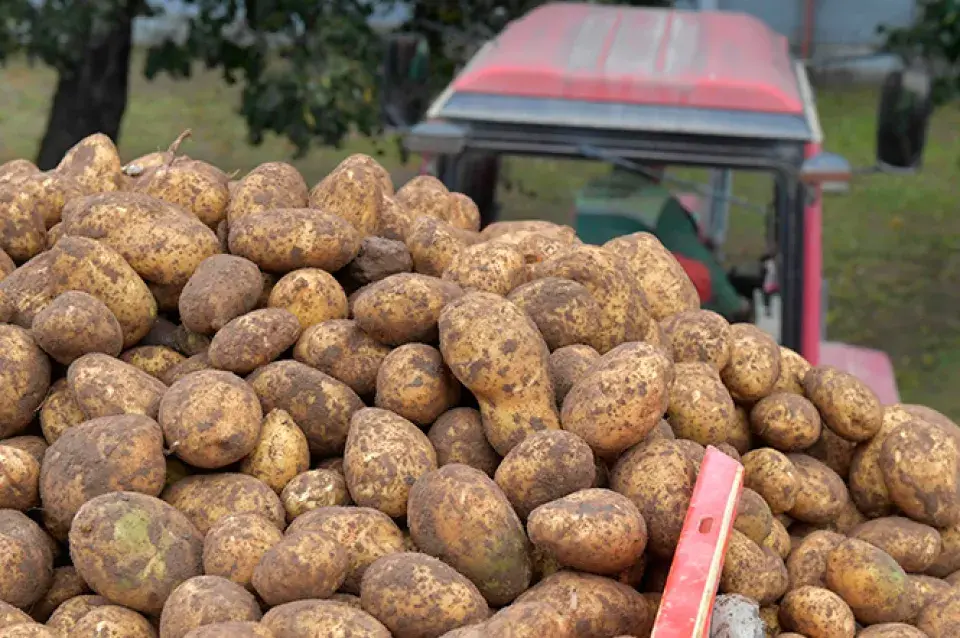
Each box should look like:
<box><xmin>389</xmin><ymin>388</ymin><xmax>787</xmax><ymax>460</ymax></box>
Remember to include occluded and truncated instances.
<box><xmin>451</xmin><ymin>2</ymin><xmax>804</xmax><ymax>115</ymax></box>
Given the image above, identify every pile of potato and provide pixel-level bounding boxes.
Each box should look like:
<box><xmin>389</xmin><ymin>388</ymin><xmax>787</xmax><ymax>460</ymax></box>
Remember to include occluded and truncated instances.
<box><xmin>0</xmin><ymin>132</ymin><xmax>959</xmax><ymax>638</ymax></box>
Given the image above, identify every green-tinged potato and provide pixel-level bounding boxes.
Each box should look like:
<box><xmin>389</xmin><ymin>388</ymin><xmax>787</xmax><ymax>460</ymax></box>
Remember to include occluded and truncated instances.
<box><xmin>134</xmin><ymin>158</ymin><xmax>230</xmax><ymax>227</ymax></box>
<box><xmin>825</xmin><ymin>537</ymin><xmax>912</xmax><ymax>624</ymax></box>
<box><xmin>0</xmin><ymin>236</ymin><xmax>157</xmax><ymax>348</ymax></box>
<box><xmin>0</xmin><ymin>623</ymin><xmax>57</xmax><ymax>637</ymax></box>
<box><xmin>762</xmin><ymin>516</ymin><xmax>792</xmax><ymax>560</ymax></box>
<box><xmin>26</xmin><ymin>567</ymin><xmax>88</xmax><ymax>623</ymax></box>
<box><xmin>228</xmin><ymin>208</ymin><xmax>361</xmax><ymax>274</ymax></box>
<box><xmin>786</xmin><ymin>454</ymin><xmax>849</xmax><ymax>524</ymax></box>
<box><xmin>202</xmin><ymin>514</ymin><xmax>283</xmax><ymax>591</ymax></box>
<box><xmin>803</xmin><ymin>366</ymin><xmax>882</xmax><ymax>442</ymax></box>
<box><xmin>293</xmin><ymin>319</ymin><xmax>390</xmax><ymax>398</ymax></box>
<box><xmin>285</xmin><ymin>506</ymin><xmax>405</xmax><ymax>594</ymax></box>
<box><xmin>506</xmin><ymin>278</ymin><xmax>601</xmax><ymax>351</ymax></box>
<box><xmin>0</xmin><ymin>179</ymin><xmax>47</xmax><ymax>262</ymax></box>
<box><xmin>240</xmin><ymin>409</ymin><xmax>309</xmax><ymax>494</ymax></box>
<box><xmin>928</xmin><ymin>524</ymin><xmax>960</xmax><ymax>578</ymax></box>
<box><xmin>120</xmin><ymin>346</ymin><xmax>185</xmax><ymax>381</ymax></box>
<box><xmin>439</xmin><ymin>292</ymin><xmax>559</xmax><ymax>456</ymax></box>
<box><xmin>805</xmin><ymin>425</ymin><xmax>857</xmax><ymax>479</ymax></box>
<box><xmin>527</xmin><ymin>488</ymin><xmax>647</xmax><ymax>575</ymax></box>
<box><xmin>778</xmin><ymin>586</ymin><xmax>855</xmax><ymax>638</ymax></box>
<box><xmin>226</xmin><ymin>163</ymin><xmax>308</xmax><ymax>224</ymax></box>
<box><xmin>67</xmin><ymin>353</ymin><xmax>167</xmax><ymax>420</ymax></box>
<box><xmin>734</xmin><ymin>488</ymin><xmax>774</xmax><ymax>546</ymax></box>
<box><xmin>183</xmin><ymin>622</ymin><xmax>274</xmax><ymax>638</ymax></box>
<box><xmin>850</xmin><ymin>517</ymin><xmax>942</xmax><ymax>573</ymax></box>
<box><xmin>720</xmin><ymin>530</ymin><xmax>788</xmax><ymax>605</ymax></box>
<box><xmin>247</xmin><ymin>360</ymin><xmax>364</xmax><ymax>457</ymax></box>
<box><xmin>375</xmin><ymin>344</ymin><xmax>460</xmax><ymax>426</ymax></box>
<box><xmin>772</xmin><ymin>347</ymin><xmax>811</xmax><ymax>395</ymax></box>
<box><xmin>408</xmin><ymin>464</ymin><xmax>531</xmax><ymax>606</ymax></box>
<box><xmin>344</xmin><ymin>408</ymin><xmax>438</xmax><ymax>518</ymax></box>
<box><xmin>548</xmin><ymin>345</ymin><xmax>600</xmax><ymax>406</ymax></box>
<box><xmin>442</xmin><ymin>241</ymin><xmax>526</xmax><ymax>296</ymax></box>
<box><xmin>610</xmin><ymin>438</ymin><xmax>697</xmax><ymax>558</ymax></box>
<box><xmin>39</xmin><ymin>414</ymin><xmax>166</xmax><ymax>540</ymax></box>
<box><xmin>0</xmin><ymin>445</ymin><xmax>39</xmax><ymax>511</ymax></box>
<box><xmin>267</xmin><ymin>269</ymin><xmax>347</xmax><ymax>330</ymax></box>
<box><xmin>208</xmin><ymin>309</ymin><xmax>301</xmax><ymax>375</ymax></box>
<box><xmin>162</xmin><ymin>474</ymin><xmax>284</xmax><ymax>535</ymax></box>
<box><xmin>161</xmin><ymin>353</ymin><xmax>212</xmax><ymax>386</ymax></box>
<box><xmin>339</xmin><ymin>236</ymin><xmax>413</xmax><ymax>292</ymax></box>
<box><xmin>159</xmin><ymin>576</ymin><xmax>261</xmax><ymax>638</ymax></box>
<box><xmin>917</xmin><ymin>588</ymin><xmax>960</xmax><ymax>638</ymax></box>
<box><xmin>159</xmin><ymin>370</ymin><xmax>262</xmax><ymax>468</ymax></box>
<box><xmin>55</xmin><ymin>133</ymin><xmax>122</xmax><ymax>195</ymax></box>
<box><xmin>0</xmin><ymin>325</ymin><xmax>50</xmax><ymax>439</ymax></box>
<box><xmin>562</xmin><ymin>342</ymin><xmax>672</xmax><ymax>460</ymax></box>
<box><xmin>251</xmin><ymin>531</ymin><xmax>348</xmax><ymax>606</ymax></box>
<box><xmin>427</xmin><ymin>408</ymin><xmax>500</xmax><ymax>478</ymax></box>
<box><xmin>179</xmin><ymin>255</ymin><xmax>263</xmax><ymax>335</ymax></box>
<box><xmin>354</xmin><ymin>273</ymin><xmax>463</xmax><ymax>346</ymax></box>
<box><xmin>309</xmin><ymin>164</ymin><xmax>385</xmax><ymax>236</ymax></box>
<box><xmin>514</xmin><ymin>571</ymin><xmax>650</xmax><ymax>638</ymax></box>
<box><xmin>482</xmin><ymin>601</ymin><xmax>573</xmax><ymax>638</ymax></box>
<box><xmin>660</xmin><ymin>309</ymin><xmax>732</xmax><ymax>370</ymax></box>
<box><xmin>741</xmin><ymin>448</ymin><xmax>799</xmax><ymax>514</ymax></box>
<box><xmin>859</xmin><ymin>624</ymin><xmax>930</xmax><ymax>638</ymax></box>
<box><xmin>280</xmin><ymin>469</ymin><xmax>351</xmax><ymax>522</ymax></box>
<box><xmin>68</xmin><ymin>605</ymin><xmax>157</xmax><ymax>638</ymax></box>
<box><xmin>880</xmin><ymin>419</ymin><xmax>960</xmax><ymax>527</ymax></box>
<box><xmin>750</xmin><ymin>392</ymin><xmax>821</xmax><ymax>452</ymax></box>
<box><xmin>261</xmin><ymin>600</ymin><xmax>390</xmax><ymax>638</ymax></box>
<box><xmin>0</xmin><ymin>510</ymin><xmax>53</xmax><ymax>608</ymax></box>
<box><xmin>38</xmin><ymin>380</ymin><xmax>84</xmax><ymax>445</ymax></box>
<box><xmin>720</xmin><ymin>324</ymin><xmax>781</xmax><ymax>402</ymax></box>
<box><xmin>667</xmin><ymin>362</ymin><xmax>739</xmax><ymax>448</ymax></box>
<box><xmin>494</xmin><ymin>430</ymin><xmax>595</xmax><ymax>520</ymax></box>
<box><xmin>44</xmin><ymin>595</ymin><xmax>109</xmax><ymax>634</ymax></box>
<box><xmin>359</xmin><ymin>553</ymin><xmax>490</xmax><ymax>638</ymax></box>
<box><xmin>405</xmin><ymin>216</ymin><xmax>476</xmax><ymax>278</ymax></box>
<box><xmin>68</xmin><ymin>492</ymin><xmax>203</xmax><ymax>615</ymax></box>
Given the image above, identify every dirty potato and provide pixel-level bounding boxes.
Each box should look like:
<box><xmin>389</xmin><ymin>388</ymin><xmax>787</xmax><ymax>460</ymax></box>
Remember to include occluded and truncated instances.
<box><xmin>786</xmin><ymin>530</ymin><xmax>846</xmax><ymax>589</ymax></box>
<box><xmin>339</xmin><ymin>236</ymin><xmax>413</xmax><ymax>291</ymax></box>
<box><xmin>778</xmin><ymin>586</ymin><xmax>856</xmax><ymax>638</ymax></box>
<box><xmin>442</xmin><ymin>241</ymin><xmax>526</xmax><ymax>295</ymax></box>
<box><xmin>54</xmin><ymin>133</ymin><xmax>122</xmax><ymax>195</ymax></box>
<box><xmin>252</xmin><ymin>531</ymin><xmax>348</xmax><ymax>606</ymax></box>
<box><xmin>772</xmin><ymin>347</ymin><xmax>811</xmax><ymax>395</ymax></box>
<box><xmin>750</xmin><ymin>392</ymin><xmax>822</xmax><ymax>452</ymax></box>
<box><xmin>67</xmin><ymin>353</ymin><xmax>167</xmax><ymax>420</ymax></box>
<box><xmin>261</xmin><ymin>600</ymin><xmax>390</xmax><ymax>638</ymax></box>
<box><xmin>39</xmin><ymin>379</ymin><xmax>85</xmax><ymax>444</ymax></box>
<box><xmin>803</xmin><ymin>366</ymin><xmax>883</xmax><ymax>442</ymax></box>
<box><xmin>786</xmin><ymin>454</ymin><xmax>850</xmax><ymax>525</ymax></box>
<box><xmin>226</xmin><ymin>162</ymin><xmax>309</xmax><ymax>224</ymax></box>
<box><xmin>179</xmin><ymin>255</ymin><xmax>263</xmax><ymax>335</ymax></box>
<box><xmin>202</xmin><ymin>514</ymin><xmax>283</xmax><ymax>591</ymax></box>
<box><xmin>353</xmin><ymin>273</ymin><xmax>463</xmax><ymax>346</ymax></box>
<box><xmin>850</xmin><ymin>516</ymin><xmax>943</xmax><ymax>573</ymax></box>
<box><xmin>719</xmin><ymin>324</ymin><xmax>781</xmax><ymax>402</ymax></box>
<box><xmin>667</xmin><ymin>363</ymin><xmax>740</xmax><ymax>449</ymax></box>
<box><xmin>825</xmin><ymin>537</ymin><xmax>912</xmax><ymax>624</ymax></box>
<box><xmin>660</xmin><ymin>309</ymin><xmax>732</xmax><ymax>370</ymax></box>
<box><xmin>804</xmin><ymin>426</ymin><xmax>857</xmax><ymax>480</ymax></box>
<box><xmin>0</xmin><ymin>511</ymin><xmax>53</xmax><ymax>609</ymax></box>
<box><xmin>426</xmin><ymin>408</ymin><xmax>500</xmax><ymax>478</ymax></box>
<box><xmin>240</xmin><ymin>409</ymin><xmax>310</xmax><ymax>494</ymax></box>
<box><xmin>405</xmin><ymin>216</ymin><xmax>475</xmax><ymax>278</ymax></box>
<box><xmin>30</xmin><ymin>291</ymin><xmax>123</xmax><ymax>365</ymax></box>
<box><xmin>916</xmin><ymin>588</ymin><xmax>960</xmax><ymax>638</ymax></box>
<box><xmin>207</xmin><ymin>308</ymin><xmax>300</xmax><ymax>374</ymax></box>
<box><xmin>159</xmin><ymin>576</ymin><xmax>262</xmax><ymax>638</ymax></box>
<box><xmin>720</xmin><ymin>530</ymin><xmax>788</xmax><ymax>605</ymax></box>
<box><xmin>182</xmin><ymin>622</ymin><xmax>274</xmax><ymax>638</ymax></box>
<box><xmin>0</xmin><ymin>325</ymin><xmax>51</xmax><ymax>439</ymax></box>
<box><xmin>506</xmin><ymin>278</ymin><xmax>602</xmax><ymax>351</ymax></box>
<box><xmin>44</xmin><ymin>595</ymin><xmax>110</xmax><ymax>634</ymax></box>
<box><xmin>375</xmin><ymin>344</ymin><xmax>460</xmax><ymax>426</ymax></box>
<box><xmin>734</xmin><ymin>488</ymin><xmax>775</xmax><ymax>546</ymax></box>
<box><xmin>26</xmin><ymin>566</ymin><xmax>89</xmax><ymax>623</ymax></box>
<box><xmin>0</xmin><ymin>445</ymin><xmax>40</xmax><ymax>511</ymax></box>
<box><xmin>120</xmin><ymin>346</ymin><xmax>186</xmax><ymax>381</ymax></box>
<box><xmin>134</xmin><ymin>158</ymin><xmax>230</xmax><ymax>227</ymax></box>
<box><xmin>308</xmin><ymin>163</ymin><xmax>386</xmax><ymax>236</ymax></box>
<box><xmin>162</xmin><ymin>473</ymin><xmax>285</xmax><ymax>535</ymax></box>
<box><xmin>280</xmin><ymin>469</ymin><xmax>351</xmax><ymax>522</ymax></box>
<box><xmin>293</xmin><ymin>320</ymin><xmax>390</xmax><ymax>398</ymax></box>
<box><xmin>268</xmin><ymin>268</ymin><xmax>348</xmax><ymax>329</ymax></box>
<box><xmin>548</xmin><ymin>344</ymin><xmax>600</xmax><ymax>406</ymax></box>
<box><xmin>0</xmin><ymin>435</ymin><xmax>47</xmax><ymax>463</ymax></box>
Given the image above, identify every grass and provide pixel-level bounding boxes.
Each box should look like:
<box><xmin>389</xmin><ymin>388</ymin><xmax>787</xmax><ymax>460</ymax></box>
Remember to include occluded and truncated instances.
<box><xmin>2</xmin><ymin>54</ymin><xmax>960</xmax><ymax>417</ymax></box>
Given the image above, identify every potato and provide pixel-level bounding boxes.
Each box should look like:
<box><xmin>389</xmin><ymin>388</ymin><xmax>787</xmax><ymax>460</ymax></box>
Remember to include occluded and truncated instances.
<box><xmin>506</xmin><ymin>278</ymin><xmax>601</xmax><ymax>351</ymax></box>
<box><xmin>0</xmin><ymin>249</ymin><xmax>13</xmax><ymax>279</ymax></box>
<box><xmin>908</xmin><ymin>574</ymin><xmax>952</xmax><ymax>619</ymax></box>
<box><xmin>44</xmin><ymin>595</ymin><xmax>109</xmax><ymax>634</ymax></box>
<box><xmin>439</xmin><ymin>292</ymin><xmax>559</xmax><ymax>456</ymax></box>
<box><xmin>493</xmin><ymin>430</ymin><xmax>595</xmax><ymax>519</ymax></box>
<box><xmin>859</xmin><ymin>625</ymin><xmax>930</xmax><ymax>638</ymax></box>
<box><xmin>240</xmin><ymin>409</ymin><xmax>310</xmax><ymax>494</ymax></box>
<box><xmin>610</xmin><ymin>439</ymin><xmax>697</xmax><ymax>558</ymax></box>
<box><xmin>0</xmin><ymin>325</ymin><xmax>51</xmax><ymax>439</ymax></box>
<box><xmin>159</xmin><ymin>370</ymin><xmax>262</xmax><ymax>468</ymax></box>
<box><xmin>547</xmin><ymin>345</ymin><xmax>599</xmax><ymax>406</ymax></box>
<box><xmin>604</xmin><ymin>233</ymin><xmax>699</xmax><ymax>320</ymax></box>
<box><xmin>183</xmin><ymin>622</ymin><xmax>274</xmax><ymax>638</ymax></box>
<box><xmin>427</xmin><ymin>408</ymin><xmax>500</xmax><ymax>478</ymax></box>
<box><xmin>67</xmin><ymin>353</ymin><xmax>167</xmax><ymax>420</ymax></box>
<box><xmin>226</xmin><ymin>162</ymin><xmax>308</xmax><ymax>224</ymax></box>
<box><xmin>0</xmin><ymin>236</ymin><xmax>157</xmax><ymax>348</ymax></box>
<box><xmin>280</xmin><ymin>469</ymin><xmax>351</xmax><ymax>522</ymax></box>
<box><xmin>339</xmin><ymin>237</ymin><xmax>413</xmax><ymax>291</ymax></box>
<box><xmin>778</xmin><ymin>586</ymin><xmax>855</xmax><ymax>638</ymax></box>
<box><xmin>261</xmin><ymin>600</ymin><xmax>390</xmax><ymax>638</ymax></box>
<box><xmin>285</xmin><ymin>506</ymin><xmax>405</xmax><ymax>594</ymax></box>
<box><xmin>228</xmin><ymin>208</ymin><xmax>361</xmax><ymax>274</ymax></box>
<box><xmin>834</xmin><ymin>499</ymin><xmax>868</xmax><ymax>535</ymax></box>
<box><xmin>850</xmin><ymin>516</ymin><xmax>942</xmax><ymax>573</ymax></box>
<box><xmin>344</xmin><ymin>408</ymin><xmax>438</xmax><ymax>518</ymax></box>
<box><xmin>848</xmin><ymin>407</ymin><xmax>909</xmax><ymax>518</ymax></box>
<box><xmin>0</xmin><ymin>510</ymin><xmax>54</xmax><ymax>608</ymax></box>
<box><xmin>666</xmin><ymin>363</ymin><xmax>739</xmax><ymax>448</ymax></box>
<box><xmin>481</xmin><ymin>601</ymin><xmax>572</xmax><ymax>638</ymax></box>
<box><xmin>772</xmin><ymin>346</ymin><xmax>811</xmax><ymax>395</ymax></box>
<box><xmin>786</xmin><ymin>454</ymin><xmax>849</xmax><ymax>525</ymax></box>
<box><xmin>0</xmin><ymin>179</ymin><xmax>47</xmax><ymax>262</ymax></box>
<box><xmin>247</xmin><ymin>360</ymin><xmax>364</xmax><ymax>457</ymax></box>
<box><xmin>150</xmin><ymin>281</ymin><xmax>185</xmax><ymax>315</ymax></box>
<box><xmin>359</xmin><ymin>552</ymin><xmax>490</xmax><ymax>638</ymax></box>
<box><xmin>405</xmin><ymin>216</ymin><xmax>475</xmax><ymax>277</ymax></box>
<box><xmin>159</xmin><ymin>576</ymin><xmax>261</xmax><ymax>638</ymax></box>
<box><xmin>514</xmin><ymin>571</ymin><xmax>650</xmax><ymax>638</ymax></box>
<box><xmin>39</xmin><ymin>414</ymin><xmax>166</xmax><ymax>540</ymax></box>
<box><xmin>762</xmin><ymin>516</ymin><xmax>792</xmax><ymax>560</ymax></box>
<box><xmin>563</xmin><ymin>342</ymin><xmax>672</xmax><ymax>460</ymax></box>
<box><xmin>69</xmin><ymin>492</ymin><xmax>203</xmax><ymax>615</ymax></box>
<box><xmin>68</xmin><ymin>605</ymin><xmax>157</xmax><ymax>638</ymax></box>
<box><xmin>408</xmin><ymin>464</ymin><xmax>530</xmax><ymax>605</ymax></box>
<box><xmin>928</xmin><ymin>524</ymin><xmax>960</xmax><ymax>577</ymax></box>
<box><xmin>331</xmin><ymin>154</ymin><xmax>394</xmax><ymax>195</ymax></box>
<box><xmin>120</xmin><ymin>346</ymin><xmax>185</xmax><ymax>381</ymax></box>
<box><xmin>308</xmin><ymin>164</ymin><xmax>386</xmax><ymax>236</ymax></box>
<box><xmin>442</xmin><ymin>241</ymin><xmax>526</xmax><ymax>296</ymax></box>
<box><xmin>0</xmin><ymin>623</ymin><xmax>57</xmax><ymax>637</ymax></box>
<box><xmin>0</xmin><ymin>445</ymin><xmax>40</xmax><ymax>511</ymax></box>
<box><xmin>55</xmin><ymin>133</ymin><xmax>122</xmax><ymax>195</ymax></box>
<box><xmin>207</xmin><ymin>309</ymin><xmax>301</xmax><ymax>375</ymax></box>
<box><xmin>880</xmin><ymin>419</ymin><xmax>960</xmax><ymax>527</ymax></box>
<box><xmin>805</xmin><ymin>425</ymin><xmax>857</xmax><ymax>479</ymax></box>
<box><xmin>250</xmin><ymin>530</ymin><xmax>348</xmax><ymax>606</ymax></box>
<box><xmin>660</xmin><ymin>309</ymin><xmax>732</xmax><ymax>370</ymax></box>
<box><xmin>395</xmin><ymin>175</ymin><xmax>448</xmax><ymax>213</ymax></box>
<box><xmin>916</xmin><ymin>588</ymin><xmax>960</xmax><ymax>638</ymax></box>
<box><xmin>134</xmin><ymin>158</ymin><xmax>230</xmax><ymax>227</ymax></box>
<box><xmin>162</xmin><ymin>474</ymin><xmax>284</xmax><ymax>535</ymax></box>
<box><xmin>265</xmin><ymin>268</ymin><xmax>348</xmax><ymax>331</ymax></box>
<box><xmin>0</xmin><ymin>436</ymin><xmax>45</xmax><ymax>465</ymax></box>
<box><xmin>749</xmin><ymin>392</ymin><xmax>821</xmax><ymax>452</ymax></box>
<box><xmin>720</xmin><ymin>530</ymin><xmax>788</xmax><ymax>605</ymax></box>
<box><xmin>825</xmin><ymin>538</ymin><xmax>912</xmax><ymax>624</ymax></box>
<box><xmin>734</xmin><ymin>488</ymin><xmax>774</xmax><ymax>545</ymax></box>
<box><xmin>293</xmin><ymin>319</ymin><xmax>389</xmax><ymax>397</ymax></box>
<box><xmin>179</xmin><ymin>255</ymin><xmax>263</xmax><ymax>335</ymax></box>
<box><xmin>377</xmin><ymin>194</ymin><xmax>412</xmax><ymax>241</ymax></box>
<box><xmin>142</xmin><ymin>319</ymin><xmax>211</xmax><ymax>357</ymax></box>
<box><xmin>25</xmin><ymin>567</ymin><xmax>88</xmax><ymax>623</ymax></box>
<box><xmin>354</xmin><ymin>273</ymin><xmax>463</xmax><ymax>346</ymax></box>
<box><xmin>719</xmin><ymin>324</ymin><xmax>781</xmax><ymax>402</ymax></box>
<box><xmin>161</xmin><ymin>353</ymin><xmax>212</xmax><ymax>386</ymax></box>
<box><xmin>375</xmin><ymin>344</ymin><xmax>460</xmax><ymax>426</ymax></box>
<box><xmin>0</xmin><ymin>159</ymin><xmax>38</xmax><ymax>184</ymax></box>
<box><xmin>741</xmin><ymin>448</ymin><xmax>800</xmax><ymax>514</ymax></box>
<box><xmin>527</xmin><ymin>488</ymin><xmax>646</xmax><ymax>575</ymax></box>
<box><xmin>202</xmin><ymin>514</ymin><xmax>283</xmax><ymax>591</ymax></box>
<box><xmin>30</xmin><ymin>290</ymin><xmax>122</xmax><ymax>365</ymax></box>
<box><xmin>801</xmin><ymin>367</ymin><xmax>881</xmax><ymax>445</ymax></box>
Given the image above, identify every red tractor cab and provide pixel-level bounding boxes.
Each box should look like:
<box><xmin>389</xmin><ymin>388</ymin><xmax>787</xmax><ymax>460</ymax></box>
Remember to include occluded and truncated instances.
<box><xmin>388</xmin><ymin>2</ymin><xmax>932</xmax><ymax>404</ymax></box>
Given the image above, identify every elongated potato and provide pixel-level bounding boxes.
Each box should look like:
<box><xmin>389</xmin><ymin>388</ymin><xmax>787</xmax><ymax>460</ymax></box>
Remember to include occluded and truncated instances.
<box><xmin>720</xmin><ymin>324</ymin><xmax>781</xmax><ymax>402</ymax></box>
<box><xmin>252</xmin><ymin>530</ymin><xmax>348</xmax><ymax>606</ymax></box>
<box><xmin>240</xmin><ymin>409</ymin><xmax>310</xmax><ymax>494</ymax></box>
<box><xmin>803</xmin><ymin>366</ymin><xmax>883</xmax><ymax>442</ymax></box>
<box><xmin>0</xmin><ymin>445</ymin><xmax>40</xmax><ymax>511</ymax></box>
<box><xmin>720</xmin><ymin>530</ymin><xmax>788</xmax><ymax>605</ymax></box>
<box><xmin>778</xmin><ymin>586</ymin><xmax>856</xmax><ymax>638</ymax></box>
<box><xmin>162</xmin><ymin>473</ymin><xmax>285</xmax><ymax>535</ymax></box>
<box><xmin>667</xmin><ymin>363</ymin><xmax>740</xmax><ymax>448</ymax></box>
<box><xmin>660</xmin><ymin>309</ymin><xmax>732</xmax><ymax>370</ymax></box>
<box><xmin>226</xmin><ymin>162</ymin><xmax>308</xmax><ymax>224</ymax></box>
<box><xmin>179</xmin><ymin>255</ymin><xmax>263</xmax><ymax>335</ymax></box>
<box><xmin>786</xmin><ymin>454</ymin><xmax>849</xmax><ymax>525</ymax></box>
<box><xmin>442</xmin><ymin>241</ymin><xmax>526</xmax><ymax>295</ymax></box>
<box><xmin>38</xmin><ymin>379</ymin><xmax>85</xmax><ymax>444</ymax></box>
<box><xmin>0</xmin><ymin>325</ymin><xmax>51</xmax><ymax>439</ymax></box>
<box><xmin>354</xmin><ymin>273</ymin><xmax>463</xmax><ymax>346</ymax></box>
<box><xmin>309</xmin><ymin>163</ymin><xmax>386</xmax><ymax>236</ymax></box>
<box><xmin>0</xmin><ymin>178</ymin><xmax>48</xmax><ymax>261</ymax></box>
<box><xmin>825</xmin><ymin>538</ymin><xmax>912</xmax><ymax>624</ymax></box>
<box><xmin>750</xmin><ymin>392</ymin><xmax>822</xmax><ymax>452</ymax></box>
<box><xmin>850</xmin><ymin>517</ymin><xmax>942</xmax><ymax>573</ymax></box>
<box><xmin>55</xmin><ymin>133</ymin><xmax>122</xmax><ymax>195</ymax></box>
<box><xmin>30</xmin><ymin>291</ymin><xmax>123</xmax><ymax>365</ymax></box>
<box><xmin>293</xmin><ymin>319</ymin><xmax>390</xmax><ymax>398</ymax></box>
<box><xmin>67</xmin><ymin>353</ymin><xmax>167</xmax><ymax>420</ymax></box>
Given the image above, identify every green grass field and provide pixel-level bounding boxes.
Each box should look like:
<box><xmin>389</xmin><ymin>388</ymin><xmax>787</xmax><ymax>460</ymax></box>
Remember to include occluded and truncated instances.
<box><xmin>2</xmin><ymin>56</ymin><xmax>959</xmax><ymax>417</ymax></box>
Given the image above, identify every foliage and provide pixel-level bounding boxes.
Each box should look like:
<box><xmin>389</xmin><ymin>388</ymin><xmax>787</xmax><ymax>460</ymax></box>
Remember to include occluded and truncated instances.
<box><xmin>880</xmin><ymin>0</ymin><xmax>960</xmax><ymax>104</ymax></box>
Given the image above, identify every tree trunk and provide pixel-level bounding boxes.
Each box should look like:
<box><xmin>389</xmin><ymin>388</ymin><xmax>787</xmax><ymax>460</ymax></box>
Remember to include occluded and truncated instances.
<box><xmin>35</xmin><ymin>5</ymin><xmax>136</xmax><ymax>170</ymax></box>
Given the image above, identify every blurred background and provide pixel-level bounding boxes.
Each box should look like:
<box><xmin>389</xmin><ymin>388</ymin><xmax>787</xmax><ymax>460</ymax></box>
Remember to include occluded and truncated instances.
<box><xmin>1</xmin><ymin>0</ymin><xmax>958</xmax><ymax>416</ymax></box>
